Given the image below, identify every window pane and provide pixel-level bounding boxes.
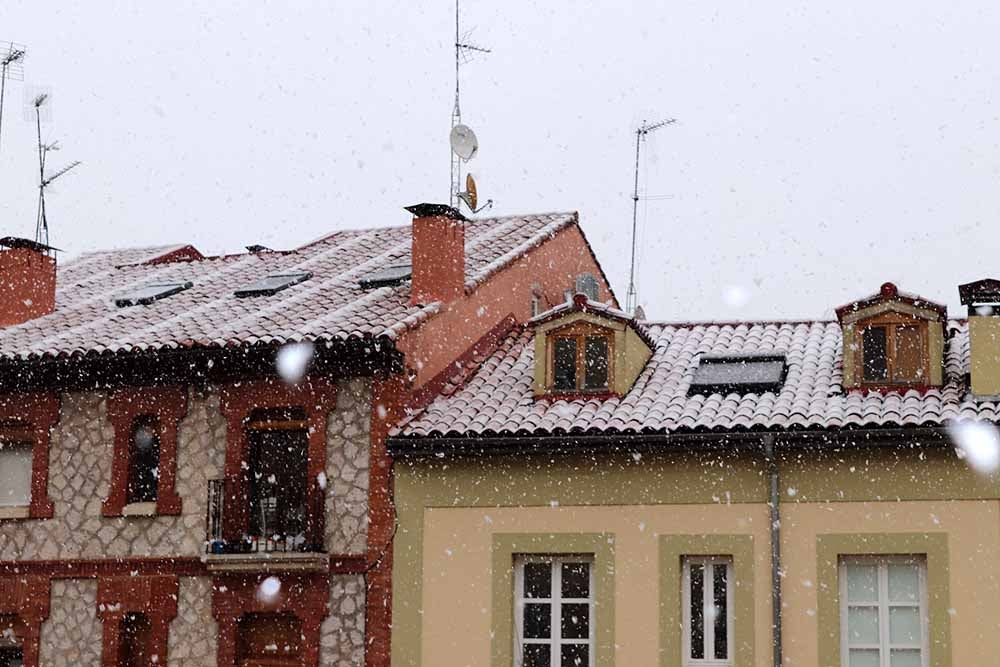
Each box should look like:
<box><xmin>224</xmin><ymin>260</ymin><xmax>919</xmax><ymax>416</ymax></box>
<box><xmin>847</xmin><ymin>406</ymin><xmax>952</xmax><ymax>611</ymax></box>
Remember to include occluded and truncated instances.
<box><xmin>889</xmin><ymin>607</ymin><xmax>921</xmax><ymax>644</ymax></box>
<box><xmin>525</xmin><ymin>563</ymin><xmax>552</xmax><ymax>599</ymax></box>
<box><xmin>561</xmin><ymin>562</ymin><xmax>590</xmax><ymax>599</ymax></box>
<box><xmin>887</xmin><ymin>564</ymin><xmax>919</xmax><ymax>603</ymax></box>
<box><xmin>847</xmin><ymin>606</ymin><xmax>879</xmax><ymax>644</ymax></box>
<box><xmin>893</xmin><ymin>326</ymin><xmax>923</xmax><ymax>383</ymax></box>
<box><xmin>561</xmin><ymin>644</ymin><xmax>588</xmax><ymax>667</ymax></box>
<box><xmin>713</xmin><ymin>564</ymin><xmax>728</xmax><ymax>660</ymax></box>
<box><xmin>583</xmin><ymin>336</ymin><xmax>609</xmax><ymax>390</ymax></box>
<box><xmin>553</xmin><ymin>338</ymin><xmax>578</xmax><ymax>390</ymax></box>
<box><xmin>127</xmin><ymin>420</ymin><xmax>160</xmax><ymax>504</ymax></box>
<box><xmin>523</xmin><ymin>643</ymin><xmax>551</xmax><ymax>667</ymax></box>
<box><xmin>890</xmin><ymin>649</ymin><xmax>922</xmax><ymax>667</ymax></box>
<box><xmin>689</xmin><ymin>563</ymin><xmax>704</xmax><ymax>659</ymax></box>
<box><xmin>561</xmin><ymin>603</ymin><xmax>589</xmax><ymax>640</ymax></box>
<box><xmin>0</xmin><ymin>442</ymin><xmax>33</xmax><ymax>507</ymax></box>
<box><xmin>0</xmin><ymin>648</ymin><xmax>25</xmax><ymax>667</ymax></box>
<box><xmin>846</xmin><ymin>564</ymin><xmax>878</xmax><ymax>603</ymax></box>
<box><xmin>862</xmin><ymin>327</ymin><xmax>888</xmax><ymax>382</ymax></box>
<box><xmin>523</xmin><ymin>603</ymin><xmax>551</xmax><ymax>639</ymax></box>
<box><xmin>848</xmin><ymin>648</ymin><xmax>880</xmax><ymax>667</ymax></box>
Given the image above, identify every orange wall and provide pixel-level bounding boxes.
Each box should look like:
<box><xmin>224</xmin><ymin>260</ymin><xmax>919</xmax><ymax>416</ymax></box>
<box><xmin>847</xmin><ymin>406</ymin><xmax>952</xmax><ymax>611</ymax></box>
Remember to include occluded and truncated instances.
<box><xmin>396</xmin><ymin>224</ymin><xmax>613</xmax><ymax>388</ymax></box>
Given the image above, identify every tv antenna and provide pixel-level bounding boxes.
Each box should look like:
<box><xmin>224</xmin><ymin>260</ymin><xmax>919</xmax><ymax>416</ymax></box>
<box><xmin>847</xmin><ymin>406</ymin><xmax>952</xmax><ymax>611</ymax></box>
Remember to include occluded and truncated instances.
<box><xmin>0</xmin><ymin>41</ymin><xmax>26</xmax><ymax>156</ymax></box>
<box><xmin>625</xmin><ymin>118</ymin><xmax>676</xmax><ymax>315</ymax></box>
<box><xmin>450</xmin><ymin>0</ymin><xmax>490</xmax><ymax>209</ymax></box>
<box><xmin>32</xmin><ymin>94</ymin><xmax>81</xmax><ymax>246</ymax></box>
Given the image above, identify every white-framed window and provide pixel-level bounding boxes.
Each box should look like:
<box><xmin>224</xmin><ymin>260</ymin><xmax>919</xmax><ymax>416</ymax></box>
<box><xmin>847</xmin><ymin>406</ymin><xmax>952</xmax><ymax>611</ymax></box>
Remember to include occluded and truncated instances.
<box><xmin>682</xmin><ymin>556</ymin><xmax>733</xmax><ymax>667</ymax></box>
<box><xmin>840</xmin><ymin>556</ymin><xmax>928</xmax><ymax>667</ymax></box>
<box><xmin>514</xmin><ymin>555</ymin><xmax>594</xmax><ymax>667</ymax></box>
<box><xmin>574</xmin><ymin>274</ymin><xmax>599</xmax><ymax>301</ymax></box>
<box><xmin>0</xmin><ymin>441</ymin><xmax>33</xmax><ymax>507</ymax></box>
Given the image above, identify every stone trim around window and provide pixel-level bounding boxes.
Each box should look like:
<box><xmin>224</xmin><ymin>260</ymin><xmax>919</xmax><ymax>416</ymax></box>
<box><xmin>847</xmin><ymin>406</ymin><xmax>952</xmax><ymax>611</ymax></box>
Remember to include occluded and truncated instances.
<box><xmin>96</xmin><ymin>575</ymin><xmax>179</xmax><ymax>667</ymax></box>
<box><xmin>0</xmin><ymin>575</ymin><xmax>51</xmax><ymax>667</ymax></box>
<box><xmin>815</xmin><ymin>533</ymin><xmax>951</xmax><ymax>667</ymax></box>
<box><xmin>491</xmin><ymin>532</ymin><xmax>615</xmax><ymax>667</ymax></box>
<box><xmin>102</xmin><ymin>386</ymin><xmax>188</xmax><ymax>517</ymax></box>
<box><xmin>0</xmin><ymin>391</ymin><xmax>59</xmax><ymax>520</ymax></box>
<box><xmin>658</xmin><ymin>534</ymin><xmax>755</xmax><ymax>667</ymax></box>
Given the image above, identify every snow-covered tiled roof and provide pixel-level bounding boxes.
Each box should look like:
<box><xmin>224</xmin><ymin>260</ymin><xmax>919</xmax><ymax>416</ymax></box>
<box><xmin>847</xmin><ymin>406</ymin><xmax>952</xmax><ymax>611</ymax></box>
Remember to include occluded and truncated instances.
<box><xmin>0</xmin><ymin>212</ymin><xmax>579</xmax><ymax>362</ymax></box>
<box><xmin>394</xmin><ymin>319</ymin><xmax>1000</xmax><ymax>438</ymax></box>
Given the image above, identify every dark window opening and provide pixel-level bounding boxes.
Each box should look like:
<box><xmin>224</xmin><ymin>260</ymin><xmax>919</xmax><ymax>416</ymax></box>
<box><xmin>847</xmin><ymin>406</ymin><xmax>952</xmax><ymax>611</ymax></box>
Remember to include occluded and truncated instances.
<box><xmin>127</xmin><ymin>417</ymin><xmax>160</xmax><ymax>504</ymax></box>
<box><xmin>861</xmin><ymin>326</ymin><xmax>888</xmax><ymax>382</ymax></box>
<box><xmin>119</xmin><ymin>613</ymin><xmax>151</xmax><ymax>667</ymax></box>
<box><xmin>0</xmin><ymin>648</ymin><xmax>22</xmax><ymax>667</ymax></box>
<box><xmin>358</xmin><ymin>264</ymin><xmax>412</xmax><ymax>289</ymax></box>
<box><xmin>713</xmin><ymin>563</ymin><xmax>728</xmax><ymax>660</ymax></box>
<box><xmin>583</xmin><ymin>336</ymin><xmax>609</xmax><ymax>390</ymax></box>
<box><xmin>237</xmin><ymin>613</ymin><xmax>303</xmax><ymax>666</ymax></box>
<box><xmin>247</xmin><ymin>427</ymin><xmax>309</xmax><ymax>550</ymax></box>
<box><xmin>689</xmin><ymin>563</ymin><xmax>704</xmax><ymax>660</ymax></box>
<box><xmin>553</xmin><ymin>338</ymin><xmax>578</xmax><ymax>391</ymax></box>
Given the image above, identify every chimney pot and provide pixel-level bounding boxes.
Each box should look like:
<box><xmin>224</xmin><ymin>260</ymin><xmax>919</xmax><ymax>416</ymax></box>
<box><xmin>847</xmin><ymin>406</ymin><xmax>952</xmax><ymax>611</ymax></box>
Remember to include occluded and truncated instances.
<box><xmin>959</xmin><ymin>278</ymin><xmax>1000</xmax><ymax>398</ymax></box>
<box><xmin>0</xmin><ymin>238</ymin><xmax>57</xmax><ymax>327</ymax></box>
<box><xmin>406</xmin><ymin>204</ymin><xmax>467</xmax><ymax>305</ymax></box>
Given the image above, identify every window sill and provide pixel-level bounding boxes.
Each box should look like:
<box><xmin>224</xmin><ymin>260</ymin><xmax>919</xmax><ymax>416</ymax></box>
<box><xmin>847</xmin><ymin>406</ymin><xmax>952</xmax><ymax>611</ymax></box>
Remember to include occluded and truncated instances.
<box><xmin>122</xmin><ymin>501</ymin><xmax>158</xmax><ymax>517</ymax></box>
<box><xmin>0</xmin><ymin>505</ymin><xmax>32</xmax><ymax>520</ymax></box>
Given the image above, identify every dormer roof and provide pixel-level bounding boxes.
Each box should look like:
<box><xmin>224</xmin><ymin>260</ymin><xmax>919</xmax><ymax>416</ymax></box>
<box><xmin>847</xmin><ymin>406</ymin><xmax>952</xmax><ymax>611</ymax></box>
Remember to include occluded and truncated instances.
<box><xmin>835</xmin><ymin>282</ymin><xmax>946</xmax><ymax>323</ymax></box>
<box><xmin>530</xmin><ymin>293</ymin><xmax>656</xmax><ymax>348</ymax></box>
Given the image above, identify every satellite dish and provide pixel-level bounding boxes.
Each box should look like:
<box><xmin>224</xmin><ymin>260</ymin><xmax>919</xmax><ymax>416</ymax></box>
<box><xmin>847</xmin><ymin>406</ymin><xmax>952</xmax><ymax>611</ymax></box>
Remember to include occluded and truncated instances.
<box><xmin>459</xmin><ymin>173</ymin><xmax>478</xmax><ymax>210</ymax></box>
<box><xmin>450</xmin><ymin>124</ymin><xmax>479</xmax><ymax>161</ymax></box>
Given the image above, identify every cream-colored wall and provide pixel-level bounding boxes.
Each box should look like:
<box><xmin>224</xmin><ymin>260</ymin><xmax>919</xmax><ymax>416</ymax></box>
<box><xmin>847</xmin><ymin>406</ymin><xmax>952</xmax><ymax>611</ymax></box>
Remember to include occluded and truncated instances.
<box><xmin>781</xmin><ymin>499</ymin><xmax>999</xmax><ymax>667</ymax></box>
<box><xmin>416</xmin><ymin>499</ymin><xmax>1000</xmax><ymax>667</ymax></box>
<box><xmin>419</xmin><ymin>504</ymin><xmax>773</xmax><ymax>667</ymax></box>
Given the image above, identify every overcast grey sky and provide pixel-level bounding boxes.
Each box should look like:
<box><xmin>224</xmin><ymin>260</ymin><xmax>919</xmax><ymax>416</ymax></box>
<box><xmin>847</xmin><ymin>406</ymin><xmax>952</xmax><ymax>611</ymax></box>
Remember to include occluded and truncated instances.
<box><xmin>2</xmin><ymin>1</ymin><xmax>999</xmax><ymax>320</ymax></box>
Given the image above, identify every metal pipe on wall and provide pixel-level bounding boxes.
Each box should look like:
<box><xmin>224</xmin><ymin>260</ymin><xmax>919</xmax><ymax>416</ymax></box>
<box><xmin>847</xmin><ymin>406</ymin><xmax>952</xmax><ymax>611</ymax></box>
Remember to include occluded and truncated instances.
<box><xmin>764</xmin><ymin>434</ymin><xmax>783</xmax><ymax>667</ymax></box>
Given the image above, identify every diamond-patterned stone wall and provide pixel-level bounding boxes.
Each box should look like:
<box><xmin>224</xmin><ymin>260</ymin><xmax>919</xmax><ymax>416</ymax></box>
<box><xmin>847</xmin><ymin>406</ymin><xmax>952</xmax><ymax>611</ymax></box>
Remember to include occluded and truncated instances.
<box><xmin>40</xmin><ymin>579</ymin><xmax>101</xmax><ymax>667</ymax></box>
<box><xmin>320</xmin><ymin>574</ymin><xmax>366</xmax><ymax>666</ymax></box>
<box><xmin>325</xmin><ymin>378</ymin><xmax>371</xmax><ymax>555</ymax></box>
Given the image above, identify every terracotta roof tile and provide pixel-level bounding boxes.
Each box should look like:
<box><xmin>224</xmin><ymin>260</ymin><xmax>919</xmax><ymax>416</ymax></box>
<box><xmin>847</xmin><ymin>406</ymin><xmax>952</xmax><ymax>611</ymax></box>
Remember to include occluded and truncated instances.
<box><xmin>395</xmin><ymin>320</ymin><xmax>1000</xmax><ymax>438</ymax></box>
<box><xmin>0</xmin><ymin>212</ymin><xmax>578</xmax><ymax>361</ymax></box>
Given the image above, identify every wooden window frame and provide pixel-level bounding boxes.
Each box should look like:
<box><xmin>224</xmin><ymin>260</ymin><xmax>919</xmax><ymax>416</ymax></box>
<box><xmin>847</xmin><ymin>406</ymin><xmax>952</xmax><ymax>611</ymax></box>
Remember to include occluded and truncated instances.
<box><xmin>854</xmin><ymin>314</ymin><xmax>930</xmax><ymax>389</ymax></box>
<box><xmin>0</xmin><ymin>392</ymin><xmax>58</xmax><ymax>521</ymax></box>
<box><xmin>103</xmin><ymin>386</ymin><xmax>187</xmax><ymax>517</ymax></box>
<box><xmin>838</xmin><ymin>556</ymin><xmax>929</xmax><ymax>667</ymax></box>
<box><xmin>545</xmin><ymin>323</ymin><xmax>614</xmax><ymax>395</ymax></box>
<box><xmin>682</xmin><ymin>556</ymin><xmax>734</xmax><ymax>667</ymax></box>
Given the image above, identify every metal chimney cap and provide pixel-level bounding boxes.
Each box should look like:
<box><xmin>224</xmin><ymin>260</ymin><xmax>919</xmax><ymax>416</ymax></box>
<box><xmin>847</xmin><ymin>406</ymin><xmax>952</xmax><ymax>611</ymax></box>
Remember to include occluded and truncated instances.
<box><xmin>404</xmin><ymin>204</ymin><xmax>467</xmax><ymax>222</ymax></box>
<box><xmin>0</xmin><ymin>236</ymin><xmax>61</xmax><ymax>253</ymax></box>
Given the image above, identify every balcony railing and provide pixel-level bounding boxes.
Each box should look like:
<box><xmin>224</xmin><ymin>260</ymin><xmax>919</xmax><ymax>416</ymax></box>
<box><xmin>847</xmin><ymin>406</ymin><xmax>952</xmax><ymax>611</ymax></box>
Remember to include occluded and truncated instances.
<box><xmin>205</xmin><ymin>478</ymin><xmax>325</xmax><ymax>555</ymax></box>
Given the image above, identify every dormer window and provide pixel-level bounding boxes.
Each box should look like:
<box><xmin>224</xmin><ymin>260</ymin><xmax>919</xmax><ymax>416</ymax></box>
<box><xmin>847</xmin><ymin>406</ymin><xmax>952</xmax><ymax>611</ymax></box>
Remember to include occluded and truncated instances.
<box><xmin>860</xmin><ymin>323</ymin><xmax>923</xmax><ymax>383</ymax></box>
<box><xmin>551</xmin><ymin>331</ymin><xmax>610</xmax><ymax>392</ymax></box>
<box><xmin>836</xmin><ymin>282</ymin><xmax>946</xmax><ymax>391</ymax></box>
<box><xmin>531</xmin><ymin>293</ymin><xmax>653</xmax><ymax>398</ymax></box>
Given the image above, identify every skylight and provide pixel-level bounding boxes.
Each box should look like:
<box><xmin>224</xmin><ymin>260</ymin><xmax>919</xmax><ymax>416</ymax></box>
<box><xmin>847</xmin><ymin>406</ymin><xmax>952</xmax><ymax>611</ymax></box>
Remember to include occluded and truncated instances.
<box><xmin>234</xmin><ymin>272</ymin><xmax>312</xmax><ymax>298</ymax></box>
<box><xmin>358</xmin><ymin>264</ymin><xmax>412</xmax><ymax>289</ymax></box>
<box><xmin>114</xmin><ymin>282</ymin><xmax>193</xmax><ymax>308</ymax></box>
<box><xmin>688</xmin><ymin>353</ymin><xmax>787</xmax><ymax>395</ymax></box>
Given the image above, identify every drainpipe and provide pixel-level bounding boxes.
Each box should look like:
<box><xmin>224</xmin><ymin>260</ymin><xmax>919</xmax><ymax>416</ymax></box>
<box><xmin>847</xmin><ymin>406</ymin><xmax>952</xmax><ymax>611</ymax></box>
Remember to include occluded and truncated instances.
<box><xmin>764</xmin><ymin>434</ymin><xmax>783</xmax><ymax>667</ymax></box>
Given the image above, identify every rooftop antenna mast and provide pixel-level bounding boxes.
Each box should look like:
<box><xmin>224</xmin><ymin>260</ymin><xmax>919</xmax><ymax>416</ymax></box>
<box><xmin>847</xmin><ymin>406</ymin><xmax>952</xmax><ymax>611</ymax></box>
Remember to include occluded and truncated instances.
<box><xmin>33</xmin><ymin>93</ymin><xmax>81</xmax><ymax>247</ymax></box>
<box><xmin>625</xmin><ymin>118</ymin><xmax>676</xmax><ymax>315</ymax></box>
<box><xmin>450</xmin><ymin>0</ymin><xmax>490</xmax><ymax>207</ymax></box>
<box><xmin>0</xmin><ymin>41</ymin><xmax>26</xmax><ymax>156</ymax></box>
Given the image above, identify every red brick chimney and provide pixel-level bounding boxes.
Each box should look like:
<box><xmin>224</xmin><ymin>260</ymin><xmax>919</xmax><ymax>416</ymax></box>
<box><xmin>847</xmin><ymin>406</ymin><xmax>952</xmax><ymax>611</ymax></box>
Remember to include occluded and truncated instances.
<box><xmin>406</xmin><ymin>204</ymin><xmax>467</xmax><ymax>305</ymax></box>
<box><xmin>0</xmin><ymin>237</ymin><xmax>57</xmax><ymax>327</ymax></box>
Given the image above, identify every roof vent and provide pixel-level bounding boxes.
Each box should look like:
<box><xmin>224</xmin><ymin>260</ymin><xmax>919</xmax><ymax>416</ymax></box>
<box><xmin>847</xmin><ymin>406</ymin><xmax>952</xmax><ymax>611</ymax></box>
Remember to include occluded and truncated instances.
<box><xmin>235</xmin><ymin>272</ymin><xmax>311</xmax><ymax>298</ymax></box>
<box><xmin>688</xmin><ymin>353</ymin><xmax>787</xmax><ymax>396</ymax></box>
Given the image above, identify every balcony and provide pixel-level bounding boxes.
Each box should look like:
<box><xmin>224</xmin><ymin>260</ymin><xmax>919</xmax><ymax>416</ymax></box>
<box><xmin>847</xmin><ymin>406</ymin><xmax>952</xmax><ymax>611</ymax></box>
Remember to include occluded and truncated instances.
<box><xmin>203</xmin><ymin>478</ymin><xmax>327</xmax><ymax>573</ymax></box>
